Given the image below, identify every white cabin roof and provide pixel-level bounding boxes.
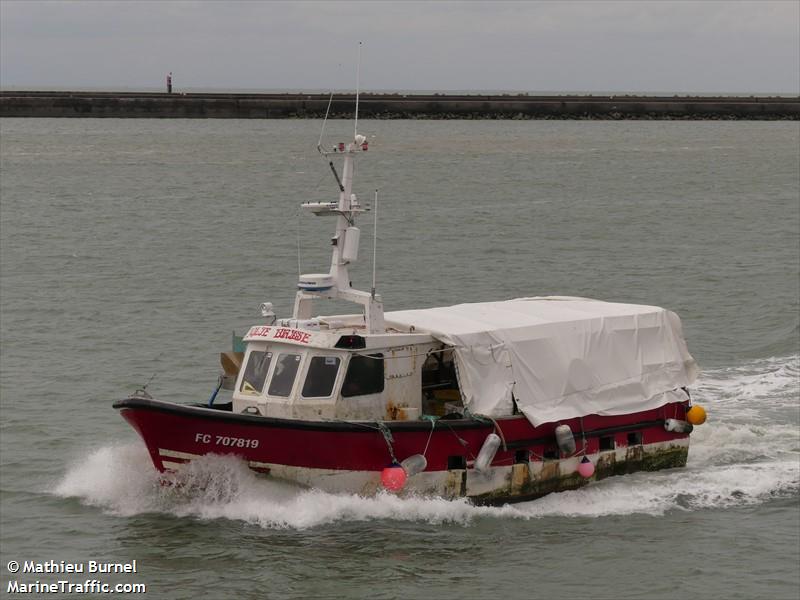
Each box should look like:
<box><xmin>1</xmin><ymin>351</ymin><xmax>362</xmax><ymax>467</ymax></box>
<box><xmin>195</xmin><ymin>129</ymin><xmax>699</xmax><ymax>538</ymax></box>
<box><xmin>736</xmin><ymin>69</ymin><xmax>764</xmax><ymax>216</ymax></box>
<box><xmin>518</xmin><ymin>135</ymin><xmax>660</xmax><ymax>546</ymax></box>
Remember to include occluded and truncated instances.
<box><xmin>386</xmin><ymin>296</ymin><xmax>699</xmax><ymax>425</ymax></box>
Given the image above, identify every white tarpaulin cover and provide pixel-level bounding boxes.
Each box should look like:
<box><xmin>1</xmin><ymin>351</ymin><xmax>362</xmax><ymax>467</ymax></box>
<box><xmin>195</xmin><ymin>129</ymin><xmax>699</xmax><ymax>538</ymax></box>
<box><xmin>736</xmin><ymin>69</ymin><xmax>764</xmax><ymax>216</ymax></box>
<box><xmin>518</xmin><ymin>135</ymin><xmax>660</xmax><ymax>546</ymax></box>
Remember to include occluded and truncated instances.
<box><xmin>386</xmin><ymin>297</ymin><xmax>699</xmax><ymax>426</ymax></box>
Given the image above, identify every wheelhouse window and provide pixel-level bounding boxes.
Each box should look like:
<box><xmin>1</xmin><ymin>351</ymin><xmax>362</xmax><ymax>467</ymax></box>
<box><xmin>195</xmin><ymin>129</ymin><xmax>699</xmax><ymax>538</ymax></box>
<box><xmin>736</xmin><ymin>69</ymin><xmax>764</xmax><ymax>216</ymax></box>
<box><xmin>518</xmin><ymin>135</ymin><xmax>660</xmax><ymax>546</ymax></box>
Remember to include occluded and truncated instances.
<box><xmin>239</xmin><ymin>350</ymin><xmax>273</xmax><ymax>395</ymax></box>
<box><xmin>267</xmin><ymin>353</ymin><xmax>302</xmax><ymax>397</ymax></box>
<box><xmin>341</xmin><ymin>354</ymin><xmax>384</xmax><ymax>397</ymax></box>
<box><xmin>302</xmin><ymin>356</ymin><xmax>341</xmax><ymax>398</ymax></box>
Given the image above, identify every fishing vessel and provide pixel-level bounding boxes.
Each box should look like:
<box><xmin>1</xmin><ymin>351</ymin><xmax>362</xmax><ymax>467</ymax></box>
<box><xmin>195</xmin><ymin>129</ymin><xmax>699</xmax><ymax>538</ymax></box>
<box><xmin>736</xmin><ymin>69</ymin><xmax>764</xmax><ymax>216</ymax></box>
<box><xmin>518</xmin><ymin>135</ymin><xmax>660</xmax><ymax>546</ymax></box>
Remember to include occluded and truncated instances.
<box><xmin>114</xmin><ymin>96</ymin><xmax>707</xmax><ymax>505</ymax></box>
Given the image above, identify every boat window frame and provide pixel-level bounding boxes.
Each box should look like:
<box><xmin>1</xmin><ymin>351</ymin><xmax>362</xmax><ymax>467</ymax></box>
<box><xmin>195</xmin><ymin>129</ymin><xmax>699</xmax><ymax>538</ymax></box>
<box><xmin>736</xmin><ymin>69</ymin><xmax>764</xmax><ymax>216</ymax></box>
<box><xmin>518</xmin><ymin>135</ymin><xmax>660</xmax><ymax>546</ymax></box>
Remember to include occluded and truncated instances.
<box><xmin>340</xmin><ymin>352</ymin><xmax>385</xmax><ymax>398</ymax></box>
<box><xmin>237</xmin><ymin>344</ymin><xmax>275</xmax><ymax>396</ymax></box>
<box><xmin>265</xmin><ymin>350</ymin><xmax>305</xmax><ymax>399</ymax></box>
<box><xmin>236</xmin><ymin>343</ymin><xmax>312</xmax><ymax>401</ymax></box>
<box><xmin>299</xmin><ymin>352</ymin><xmax>344</xmax><ymax>400</ymax></box>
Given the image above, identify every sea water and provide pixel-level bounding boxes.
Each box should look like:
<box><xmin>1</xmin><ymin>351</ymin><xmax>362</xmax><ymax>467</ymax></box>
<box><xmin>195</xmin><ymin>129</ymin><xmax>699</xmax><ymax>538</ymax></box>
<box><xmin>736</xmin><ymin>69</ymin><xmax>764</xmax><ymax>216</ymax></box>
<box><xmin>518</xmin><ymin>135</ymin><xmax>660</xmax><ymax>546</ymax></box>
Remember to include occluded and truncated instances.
<box><xmin>1</xmin><ymin>118</ymin><xmax>798</xmax><ymax>599</ymax></box>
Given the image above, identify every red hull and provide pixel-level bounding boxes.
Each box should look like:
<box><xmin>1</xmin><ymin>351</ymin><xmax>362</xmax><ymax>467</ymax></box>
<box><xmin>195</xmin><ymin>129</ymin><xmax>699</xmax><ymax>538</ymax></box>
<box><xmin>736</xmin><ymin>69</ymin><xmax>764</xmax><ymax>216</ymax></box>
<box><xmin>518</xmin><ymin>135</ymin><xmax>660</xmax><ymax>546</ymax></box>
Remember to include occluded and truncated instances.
<box><xmin>115</xmin><ymin>396</ymin><xmax>691</xmax><ymax>474</ymax></box>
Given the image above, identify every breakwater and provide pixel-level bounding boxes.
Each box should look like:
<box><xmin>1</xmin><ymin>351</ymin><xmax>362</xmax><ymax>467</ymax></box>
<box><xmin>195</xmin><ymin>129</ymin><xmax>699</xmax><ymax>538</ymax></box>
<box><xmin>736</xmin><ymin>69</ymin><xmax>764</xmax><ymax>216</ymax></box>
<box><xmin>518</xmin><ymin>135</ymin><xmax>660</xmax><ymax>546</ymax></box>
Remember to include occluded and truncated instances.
<box><xmin>1</xmin><ymin>91</ymin><xmax>797</xmax><ymax>119</ymax></box>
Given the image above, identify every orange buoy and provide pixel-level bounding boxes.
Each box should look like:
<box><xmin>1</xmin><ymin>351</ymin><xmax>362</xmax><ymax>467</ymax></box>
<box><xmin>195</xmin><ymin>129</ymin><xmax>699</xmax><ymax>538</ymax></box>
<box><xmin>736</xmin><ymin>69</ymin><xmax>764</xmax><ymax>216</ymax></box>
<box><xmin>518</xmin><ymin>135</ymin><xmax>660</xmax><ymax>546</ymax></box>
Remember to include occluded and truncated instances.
<box><xmin>686</xmin><ymin>405</ymin><xmax>707</xmax><ymax>425</ymax></box>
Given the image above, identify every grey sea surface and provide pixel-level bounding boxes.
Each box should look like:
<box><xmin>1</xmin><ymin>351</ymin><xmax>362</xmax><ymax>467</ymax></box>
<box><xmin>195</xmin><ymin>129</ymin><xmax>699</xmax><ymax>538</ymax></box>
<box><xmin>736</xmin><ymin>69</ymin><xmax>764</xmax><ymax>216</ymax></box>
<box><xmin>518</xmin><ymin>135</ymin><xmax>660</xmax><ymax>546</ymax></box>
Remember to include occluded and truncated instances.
<box><xmin>0</xmin><ymin>118</ymin><xmax>798</xmax><ymax>600</ymax></box>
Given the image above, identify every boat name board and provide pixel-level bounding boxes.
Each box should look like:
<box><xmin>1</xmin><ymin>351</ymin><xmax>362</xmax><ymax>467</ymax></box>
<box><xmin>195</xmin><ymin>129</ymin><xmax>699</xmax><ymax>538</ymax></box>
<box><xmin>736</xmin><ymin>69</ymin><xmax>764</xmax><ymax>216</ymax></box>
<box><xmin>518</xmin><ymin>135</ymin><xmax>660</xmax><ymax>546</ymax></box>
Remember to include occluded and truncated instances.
<box><xmin>244</xmin><ymin>326</ymin><xmax>313</xmax><ymax>344</ymax></box>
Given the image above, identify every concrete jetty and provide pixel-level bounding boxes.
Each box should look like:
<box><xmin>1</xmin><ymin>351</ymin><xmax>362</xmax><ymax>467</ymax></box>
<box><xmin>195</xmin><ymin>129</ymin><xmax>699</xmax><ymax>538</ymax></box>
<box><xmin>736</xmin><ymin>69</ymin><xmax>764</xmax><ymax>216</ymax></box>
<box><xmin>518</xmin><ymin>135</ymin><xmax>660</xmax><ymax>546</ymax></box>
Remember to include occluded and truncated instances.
<box><xmin>1</xmin><ymin>91</ymin><xmax>797</xmax><ymax>119</ymax></box>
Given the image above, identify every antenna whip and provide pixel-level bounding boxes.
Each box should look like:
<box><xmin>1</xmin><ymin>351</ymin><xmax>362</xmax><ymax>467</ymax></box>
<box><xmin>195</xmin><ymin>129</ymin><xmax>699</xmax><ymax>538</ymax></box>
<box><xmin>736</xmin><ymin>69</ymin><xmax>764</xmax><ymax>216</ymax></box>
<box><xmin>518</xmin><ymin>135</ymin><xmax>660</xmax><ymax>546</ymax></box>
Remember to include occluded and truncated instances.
<box><xmin>296</xmin><ymin>205</ymin><xmax>302</xmax><ymax>278</ymax></box>
<box><xmin>317</xmin><ymin>91</ymin><xmax>334</xmax><ymax>151</ymax></box>
<box><xmin>354</xmin><ymin>41</ymin><xmax>362</xmax><ymax>138</ymax></box>
<box><xmin>371</xmin><ymin>188</ymin><xmax>378</xmax><ymax>298</ymax></box>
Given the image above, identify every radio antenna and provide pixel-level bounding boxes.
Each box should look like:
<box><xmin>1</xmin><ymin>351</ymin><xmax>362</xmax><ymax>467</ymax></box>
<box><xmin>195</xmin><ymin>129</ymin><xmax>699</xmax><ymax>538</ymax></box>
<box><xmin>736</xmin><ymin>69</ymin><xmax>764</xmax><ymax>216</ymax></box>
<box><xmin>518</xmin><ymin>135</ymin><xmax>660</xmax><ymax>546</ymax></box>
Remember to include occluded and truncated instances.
<box><xmin>371</xmin><ymin>188</ymin><xmax>378</xmax><ymax>298</ymax></box>
<box><xmin>317</xmin><ymin>91</ymin><xmax>334</xmax><ymax>152</ymax></box>
<box><xmin>296</xmin><ymin>206</ymin><xmax>302</xmax><ymax>278</ymax></box>
<box><xmin>354</xmin><ymin>41</ymin><xmax>362</xmax><ymax>138</ymax></box>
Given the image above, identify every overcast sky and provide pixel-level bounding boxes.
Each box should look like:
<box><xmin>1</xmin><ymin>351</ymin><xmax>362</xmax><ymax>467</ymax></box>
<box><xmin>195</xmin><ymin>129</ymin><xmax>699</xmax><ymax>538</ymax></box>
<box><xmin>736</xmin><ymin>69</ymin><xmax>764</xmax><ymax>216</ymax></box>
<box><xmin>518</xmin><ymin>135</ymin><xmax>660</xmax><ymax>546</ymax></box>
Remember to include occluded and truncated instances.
<box><xmin>1</xmin><ymin>0</ymin><xmax>798</xmax><ymax>94</ymax></box>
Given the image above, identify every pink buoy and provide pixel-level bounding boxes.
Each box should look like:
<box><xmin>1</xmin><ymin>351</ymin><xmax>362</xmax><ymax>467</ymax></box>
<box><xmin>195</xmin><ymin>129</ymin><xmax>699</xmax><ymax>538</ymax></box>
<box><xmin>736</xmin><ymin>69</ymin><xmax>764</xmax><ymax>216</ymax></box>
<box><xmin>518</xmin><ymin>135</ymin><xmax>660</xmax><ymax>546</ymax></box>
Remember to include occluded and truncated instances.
<box><xmin>380</xmin><ymin>465</ymin><xmax>407</xmax><ymax>491</ymax></box>
<box><xmin>577</xmin><ymin>456</ymin><xmax>595</xmax><ymax>478</ymax></box>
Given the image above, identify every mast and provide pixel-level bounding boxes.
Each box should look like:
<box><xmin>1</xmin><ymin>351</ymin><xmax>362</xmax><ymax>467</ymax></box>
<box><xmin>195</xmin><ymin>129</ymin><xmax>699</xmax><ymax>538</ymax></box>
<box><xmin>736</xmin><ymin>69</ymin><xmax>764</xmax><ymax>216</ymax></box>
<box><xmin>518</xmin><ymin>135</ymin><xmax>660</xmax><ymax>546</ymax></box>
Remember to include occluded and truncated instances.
<box><xmin>292</xmin><ymin>129</ymin><xmax>385</xmax><ymax>333</ymax></box>
<box><xmin>292</xmin><ymin>46</ymin><xmax>384</xmax><ymax>333</ymax></box>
